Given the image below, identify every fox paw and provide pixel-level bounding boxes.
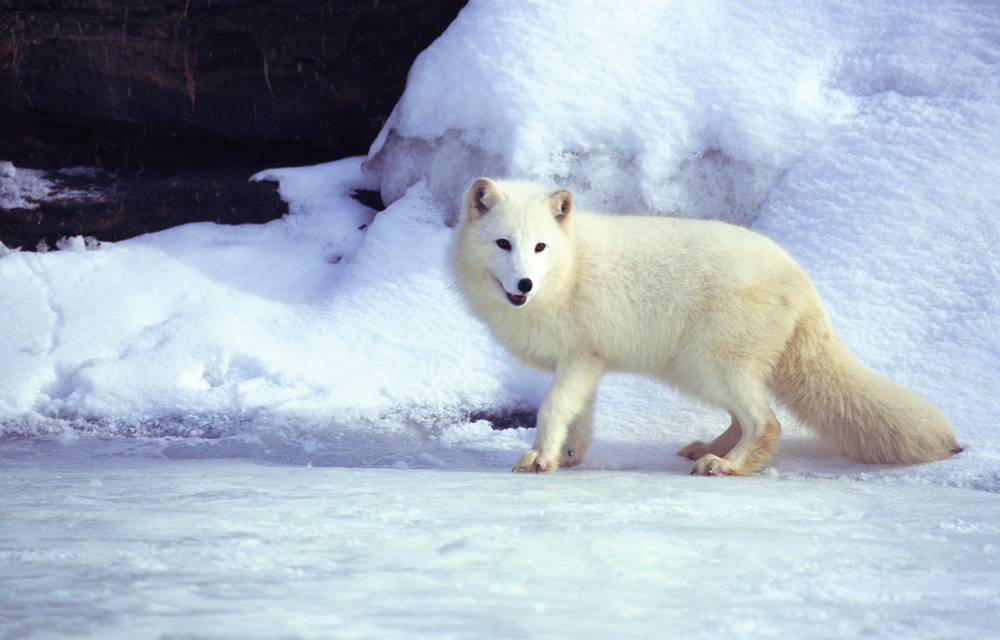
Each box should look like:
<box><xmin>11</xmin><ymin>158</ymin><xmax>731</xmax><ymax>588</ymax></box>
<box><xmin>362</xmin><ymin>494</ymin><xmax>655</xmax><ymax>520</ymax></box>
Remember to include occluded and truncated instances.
<box><xmin>513</xmin><ymin>450</ymin><xmax>558</xmax><ymax>473</ymax></box>
<box><xmin>690</xmin><ymin>454</ymin><xmax>744</xmax><ymax>476</ymax></box>
<box><xmin>677</xmin><ymin>440</ymin><xmax>711</xmax><ymax>460</ymax></box>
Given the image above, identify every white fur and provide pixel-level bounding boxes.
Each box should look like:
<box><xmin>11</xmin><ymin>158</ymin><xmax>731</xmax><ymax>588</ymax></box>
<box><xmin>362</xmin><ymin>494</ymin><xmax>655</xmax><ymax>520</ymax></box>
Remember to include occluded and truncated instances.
<box><xmin>452</xmin><ymin>178</ymin><xmax>961</xmax><ymax>475</ymax></box>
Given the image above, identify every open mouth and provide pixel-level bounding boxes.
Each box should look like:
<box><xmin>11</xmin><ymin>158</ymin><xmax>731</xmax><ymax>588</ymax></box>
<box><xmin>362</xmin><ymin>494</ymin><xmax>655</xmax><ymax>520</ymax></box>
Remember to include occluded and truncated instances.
<box><xmin>496</xmin><ymin>278</ymin><xmax>528</xmax><ymax>306</ymax></box>
<box><xmin>506</xmin><ymin>292</ymin><xmax>528</xmax><ymax>306</ymax></box>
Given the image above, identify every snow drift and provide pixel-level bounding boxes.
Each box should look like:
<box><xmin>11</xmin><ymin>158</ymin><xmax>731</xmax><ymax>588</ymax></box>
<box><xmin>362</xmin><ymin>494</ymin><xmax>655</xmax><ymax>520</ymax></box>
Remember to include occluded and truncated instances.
<box><xmin>363</xmin><ymin>0</ymin><xmax>999</xmax><ymax>226</ymax></box>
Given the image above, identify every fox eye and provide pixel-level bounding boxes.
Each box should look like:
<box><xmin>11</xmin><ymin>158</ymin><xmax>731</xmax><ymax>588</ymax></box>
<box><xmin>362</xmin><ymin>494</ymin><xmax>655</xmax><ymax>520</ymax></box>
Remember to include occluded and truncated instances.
<box><xmin>535</xmin><ymin>243</ymin><xmax>546</xmax><ymax>253</ymax></box>
<box><xmin>496</xmin><ymin>239</ymin><xmax>511</xmax><ymax>250</ymax></box>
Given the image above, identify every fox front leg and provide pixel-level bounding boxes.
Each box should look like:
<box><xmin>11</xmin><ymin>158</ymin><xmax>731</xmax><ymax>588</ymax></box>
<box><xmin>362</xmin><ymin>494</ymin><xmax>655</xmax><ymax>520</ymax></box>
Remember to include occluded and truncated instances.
<box><xmin>514</xmin><ymin>355</ymin><xmax>604</xmax><ymax>473</ymax></box>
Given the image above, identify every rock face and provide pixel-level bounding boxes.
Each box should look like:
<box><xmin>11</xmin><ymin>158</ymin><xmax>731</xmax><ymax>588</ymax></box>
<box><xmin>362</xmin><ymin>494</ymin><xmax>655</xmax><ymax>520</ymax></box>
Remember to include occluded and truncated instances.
<box><xmin>0</xmin><ymin>0</ymin><xmax>464</xmax><ymax>251</ymax></box>
<box><xmin>0</xmin><ymin>0</ymin><xmax>467</xmax><ymax>169</ymax></box>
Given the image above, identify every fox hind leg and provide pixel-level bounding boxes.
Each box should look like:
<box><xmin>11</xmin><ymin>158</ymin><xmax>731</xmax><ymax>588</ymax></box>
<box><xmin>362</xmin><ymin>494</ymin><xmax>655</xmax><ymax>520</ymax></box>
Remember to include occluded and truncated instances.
<box><xmin>682</xmin><ymin>354</ymin><xmax>784</xmax><ymax>475</ymax></box>
<box><xmin>690</xmin><ymin>407</ymin><xmax>780</xmax><ymax>476</ymax></box>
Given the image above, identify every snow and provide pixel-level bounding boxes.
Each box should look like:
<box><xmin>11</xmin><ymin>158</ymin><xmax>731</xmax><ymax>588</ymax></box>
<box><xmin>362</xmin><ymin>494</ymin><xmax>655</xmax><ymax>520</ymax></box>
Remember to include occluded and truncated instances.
<box><xmin>3</xmin><ymin>449</ymin><xmax>999</xmax><ymax>640</ymax></box>
<box><xmin>2</xmin><ymin>0</ymin><xmax>999</xmax><ymax>638</ymax></box>
<box><xmin>364</xmin><ymin>0</ymin><xmax>1000</xmax><ymax>223</ymax></box>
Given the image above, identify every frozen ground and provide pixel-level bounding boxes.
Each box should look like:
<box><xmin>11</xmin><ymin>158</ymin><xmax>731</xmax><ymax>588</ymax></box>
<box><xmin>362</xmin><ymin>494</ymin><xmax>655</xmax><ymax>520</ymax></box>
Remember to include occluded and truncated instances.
<box><xmin>3</xmin><ymin>0</ymin><xmax>1000</xmax><ymax>638</ymax></box>
<box><xmin>3</xmin><ymin>440</ymin><xmax>1000</xmax><ymax>640</ymax></box>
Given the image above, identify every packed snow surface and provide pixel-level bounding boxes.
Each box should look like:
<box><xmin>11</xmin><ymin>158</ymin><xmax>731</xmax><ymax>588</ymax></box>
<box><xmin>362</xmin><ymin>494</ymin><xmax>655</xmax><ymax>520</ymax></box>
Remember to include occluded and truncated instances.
<box><xmin>3</xmin><ymin>446</ymin><xmax>999</xmax><ymax>640</ymax></box>
<box><xmin>2</xmin><ymin>0</ymin><xmax>999</xmax><ymax>637</ymax></box>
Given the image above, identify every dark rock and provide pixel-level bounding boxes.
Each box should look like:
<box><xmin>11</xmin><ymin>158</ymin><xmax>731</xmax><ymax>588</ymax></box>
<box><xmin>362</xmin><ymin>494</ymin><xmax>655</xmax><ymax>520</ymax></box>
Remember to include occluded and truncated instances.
<box><xmin>0</xmin><ymin>0</ymin><xmax>467</xmax><ymax>170</ymax></box>
<box><xmin>0</xmin><ymin>166</ymin><xmax>291</xmax><ymax>251</ymax></box>
<box><xmin>468</xmin><ymin>408</ymin><xmax>537</xmax><ymax>431</ymax></box>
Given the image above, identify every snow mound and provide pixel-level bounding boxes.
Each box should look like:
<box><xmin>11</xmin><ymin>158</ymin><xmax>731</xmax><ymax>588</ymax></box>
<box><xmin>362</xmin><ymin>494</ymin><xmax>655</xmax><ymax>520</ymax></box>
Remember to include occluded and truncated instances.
<box><xmin>364</xmin><ymin>0</ymin><xmax>998</xmax><ymax>226</ymax></box>
<box><xmin>364</xmin><ymin>0</ymin><xmax>837</xmax><ymax>222</ymax></box>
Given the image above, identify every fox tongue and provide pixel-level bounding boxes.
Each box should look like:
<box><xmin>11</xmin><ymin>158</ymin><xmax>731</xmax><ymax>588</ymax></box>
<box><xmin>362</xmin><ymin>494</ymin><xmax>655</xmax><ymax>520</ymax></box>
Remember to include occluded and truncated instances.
<box><xmin>506</xmin><ymin>292</ymin><xmax>528</xmax><ymax>306</ymax></box>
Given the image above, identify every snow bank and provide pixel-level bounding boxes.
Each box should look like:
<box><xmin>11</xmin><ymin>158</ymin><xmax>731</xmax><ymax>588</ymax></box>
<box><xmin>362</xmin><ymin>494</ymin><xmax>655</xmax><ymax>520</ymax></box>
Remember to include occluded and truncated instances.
<box><xmin>0</xmin><ymin>159</ymin><xmax>503</xmax><ymax>429</ymax></box>
<box><xmin>365</xmin><ymin>0</ymin><xmax>998</xmax><ymax>224</ymax></box>
<box><xmin>364</xmin><ymin>0</ymin><xmax>857</xmax><ymax>221</ymax></box>
<box><xmin>1</xmin><ymin>0</ymin><xmax>998</xmax><ymax>492</ymax></box>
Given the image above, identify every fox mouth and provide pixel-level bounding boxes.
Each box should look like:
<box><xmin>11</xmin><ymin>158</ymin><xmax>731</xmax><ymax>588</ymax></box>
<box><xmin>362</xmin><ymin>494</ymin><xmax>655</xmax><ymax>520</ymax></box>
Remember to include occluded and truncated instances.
<box><xmin>506</xmin><ymin>292</ymin><xmax>528</xmax><ymax>306</ymax></box>
<box><xmin>496</xmin><ymin>279</ymin><xmax>528</xmax><ymax>306</ymax></box>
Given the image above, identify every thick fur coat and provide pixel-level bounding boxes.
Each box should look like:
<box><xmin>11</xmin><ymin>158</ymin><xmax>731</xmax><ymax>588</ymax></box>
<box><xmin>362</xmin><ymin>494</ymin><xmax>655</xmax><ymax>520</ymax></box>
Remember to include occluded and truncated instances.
<box><xmin>451</xmin><ymin>178</ymin><xmax>961</xmax><ymax>475</ymax></box>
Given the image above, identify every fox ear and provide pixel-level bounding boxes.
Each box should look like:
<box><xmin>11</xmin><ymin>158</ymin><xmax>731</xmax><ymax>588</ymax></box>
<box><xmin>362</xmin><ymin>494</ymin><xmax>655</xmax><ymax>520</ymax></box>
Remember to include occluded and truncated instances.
<box><xmin>549</xmin><ymin>189</ymin><xmax>574</xmax><ymax>224</ymax></box>
<box><xmin>465</xmin><ymin>178</ymin><xmax>500</xmax><ymax>221</ymax></box>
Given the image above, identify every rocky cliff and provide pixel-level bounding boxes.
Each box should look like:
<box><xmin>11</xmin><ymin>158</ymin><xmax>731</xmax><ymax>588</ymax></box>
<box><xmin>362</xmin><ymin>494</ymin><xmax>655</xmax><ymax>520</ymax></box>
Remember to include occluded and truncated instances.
<box><xmin>0</xmin><ymin>0</ymin><xmax>464</xmax><ymax>250</ymax></box>
<box><xmin>1</xmin><ymin>0</ymin><xmax>466</xmax><ymax>169</ymax></box>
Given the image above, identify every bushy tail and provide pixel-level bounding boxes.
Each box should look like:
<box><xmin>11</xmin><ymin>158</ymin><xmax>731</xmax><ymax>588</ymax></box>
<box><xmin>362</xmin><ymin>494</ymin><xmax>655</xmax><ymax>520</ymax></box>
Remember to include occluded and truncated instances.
<box><xmin>772</xmin><ymin>310</ymin><xmax>961</xmax><ymax>464</ymax></box>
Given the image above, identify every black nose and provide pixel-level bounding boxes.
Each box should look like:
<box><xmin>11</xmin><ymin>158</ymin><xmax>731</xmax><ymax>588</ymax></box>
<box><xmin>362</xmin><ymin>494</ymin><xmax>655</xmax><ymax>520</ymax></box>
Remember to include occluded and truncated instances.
<box><xmin>517</xmin><ymin>278</ymin><xmax>533</xmax><ymax>293</ymax></box>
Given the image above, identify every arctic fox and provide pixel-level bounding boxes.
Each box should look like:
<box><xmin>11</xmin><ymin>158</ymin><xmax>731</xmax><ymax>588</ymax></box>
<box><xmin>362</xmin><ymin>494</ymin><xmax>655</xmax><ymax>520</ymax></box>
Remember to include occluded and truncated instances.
<box><xmin>451</xmin><ymin>178</ymin><xmax>961</xmax><ymax>475</ymax></box>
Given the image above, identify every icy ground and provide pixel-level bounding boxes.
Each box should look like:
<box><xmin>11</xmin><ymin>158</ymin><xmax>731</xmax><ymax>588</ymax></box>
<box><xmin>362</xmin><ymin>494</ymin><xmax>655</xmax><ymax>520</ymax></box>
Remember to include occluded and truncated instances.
<box><xmin>3</xmin><ymin>440</ymin><xmax>1000</xmax><ymax>640</ymax></box>
<box><xmin>3</xmin><ymin>0</ymin><xmax>1000</xmax><ymax>637</ymax></box>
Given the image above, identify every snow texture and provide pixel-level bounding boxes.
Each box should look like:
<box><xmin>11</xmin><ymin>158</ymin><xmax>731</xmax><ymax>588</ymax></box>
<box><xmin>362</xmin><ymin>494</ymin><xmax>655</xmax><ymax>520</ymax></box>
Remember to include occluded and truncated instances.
<box><xmin>2</xmin><ymin>0</ymin><xmax>1000</xmax><ymax>638</ymax></box>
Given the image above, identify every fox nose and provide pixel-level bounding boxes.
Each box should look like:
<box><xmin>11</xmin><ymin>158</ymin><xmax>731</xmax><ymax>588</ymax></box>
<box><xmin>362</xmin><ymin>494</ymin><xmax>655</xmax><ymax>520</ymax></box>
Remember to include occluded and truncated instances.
<box><xmin>517</xmin><ymin>278</ymin><xmax>533</xmax><ymax>293</ymax></box>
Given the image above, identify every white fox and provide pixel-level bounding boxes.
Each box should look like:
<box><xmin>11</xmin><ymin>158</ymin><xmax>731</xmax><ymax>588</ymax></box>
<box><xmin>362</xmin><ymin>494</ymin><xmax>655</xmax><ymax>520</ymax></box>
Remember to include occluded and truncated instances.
<box><xmin>451</xmin><ymin>178</ymin><xmax>961</xmax><ymax>475</ymax></box>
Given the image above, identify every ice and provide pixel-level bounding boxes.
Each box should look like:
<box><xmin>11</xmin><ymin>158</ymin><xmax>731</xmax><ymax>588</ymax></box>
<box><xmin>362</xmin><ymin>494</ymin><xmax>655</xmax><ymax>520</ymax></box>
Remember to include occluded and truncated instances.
<box><xmin>2</xmin><ymin>0</ymin><xmax>1000</xmax><ymax>637</ymax></box>
<box><xmin>2</xmin><ymin>448</ymin><xmax>999</xmax><ymax>639</ymax></box>
<box><xmin>0</xmin><ymin>163</ymin><xmax>109</xmax><ymax>214</ymax></box>
<box><xmin>0</xmin><ymin>162</ymin><xmax>53</xmax><ymax>210</ymax></box>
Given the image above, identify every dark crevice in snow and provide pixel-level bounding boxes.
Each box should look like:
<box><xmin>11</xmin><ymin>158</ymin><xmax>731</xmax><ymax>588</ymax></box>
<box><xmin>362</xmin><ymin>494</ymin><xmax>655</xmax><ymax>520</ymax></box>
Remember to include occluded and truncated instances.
<box><xmin>467</xmin><ymin>408</ymin><xmax>537</xmax><ymax>431</ymax></box>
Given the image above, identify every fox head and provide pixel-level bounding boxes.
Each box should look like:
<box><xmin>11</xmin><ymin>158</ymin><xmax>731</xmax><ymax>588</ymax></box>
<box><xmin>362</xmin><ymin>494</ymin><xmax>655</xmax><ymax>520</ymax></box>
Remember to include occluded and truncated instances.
<box><xmin>454</xmin><ymin>178</ymin><xmax>575</xmax><ymax>308</ymax></box>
